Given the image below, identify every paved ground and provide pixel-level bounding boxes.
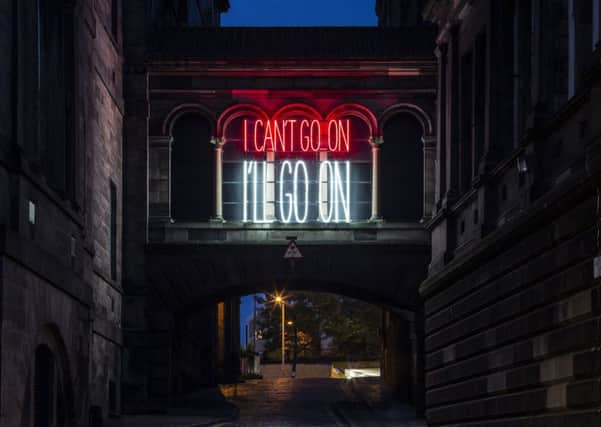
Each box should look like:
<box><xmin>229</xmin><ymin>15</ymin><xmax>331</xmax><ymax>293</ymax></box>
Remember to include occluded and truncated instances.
<box><xmin>105</xmin><ymin>387</ymin><xmax>238</xmax><ymax>427</ymax></box>
<box><xmin>220</xmin><ymin>378</ymin><xmax>346</xmax><ymax>426</ymax></box>
<box><xmin>219</xmin><ymin>377</ymin><xmax>425</xmax><ymax>427</ymax></box>
<box><xmin>106</xmin><ymin>378</ymin><xmax>424</xmax><ymax>426</ymax></box>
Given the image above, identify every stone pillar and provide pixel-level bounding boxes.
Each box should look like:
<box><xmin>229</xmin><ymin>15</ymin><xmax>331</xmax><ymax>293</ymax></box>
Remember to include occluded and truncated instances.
<box><xmin>381</xmin><ymin>310</ymin><xmax>411</xmax><ymax>400</ymax></box>
<box><xmin>319</xmin><ymin>150</ymin><xmax>329</xmax><ymax>221</ymax></box>
<box><xmin>480</xmin><ymin>0</ymin><xmax>514</xmax><ymax>172</ymax></box>
<box><xmin>422</xmin><ymin>136</ymin><xmax>437</xmax><ymax>220</ymax></box>
<box><xmin>211</xmin><ymin>137</ymin><xmax>224</xmax><ymax>222</ymax></box>
<box><xmin>435</xmin><ymin>43</ymin><xmax>447</xmax><ymax>210</ymax></box>
<box><xmin>443</xmin><ymin>25</ymin><xmax>460</xmax><ymax>207</ymax></box>
<box><xmin>370</xmin><ymin>136</ymin><xmax>384</xmax><ymax>222</ymax></box>
<box><xmin>266</xmin><ymin>151</ymin><xmax>276</xmax><ymax>221</ymax></box>
<box><xmin>148</xmin><ymin>135</ymin><xmax>173</xmax><ymax>221</ymax></box>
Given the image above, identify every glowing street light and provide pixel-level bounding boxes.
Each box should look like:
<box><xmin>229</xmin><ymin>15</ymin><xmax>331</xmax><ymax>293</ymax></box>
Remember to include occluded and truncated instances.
<box><xmin>287</xmin><ymin>319</ymin><xmax>298</xmax><ymax>378</ymax></box>
<box><xmin>273</xmin><ymin>293</ymin><xmax>286</xmax><ymax>373</ymax></box>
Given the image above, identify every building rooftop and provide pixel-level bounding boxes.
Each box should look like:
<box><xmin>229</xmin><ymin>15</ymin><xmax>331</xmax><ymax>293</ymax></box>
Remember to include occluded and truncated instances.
<box><xmin>148</xmin><ymin>26</ymin><xmax>437</xmax><ymax>61</ymax></box>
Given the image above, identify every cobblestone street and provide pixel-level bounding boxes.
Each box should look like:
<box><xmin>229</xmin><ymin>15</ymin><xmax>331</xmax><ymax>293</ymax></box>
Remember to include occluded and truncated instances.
<box><xmin>220</xmin><ymin>378</ymin><xmax>424</xmax><ymax>427</ymax></box>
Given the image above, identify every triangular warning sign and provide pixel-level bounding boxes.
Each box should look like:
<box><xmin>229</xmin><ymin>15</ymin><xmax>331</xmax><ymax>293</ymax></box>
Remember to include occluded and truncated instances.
<box><xmin>284</xmin><ymin>241</ymin><xmax>303</xmax><ymax>259</ymax></box>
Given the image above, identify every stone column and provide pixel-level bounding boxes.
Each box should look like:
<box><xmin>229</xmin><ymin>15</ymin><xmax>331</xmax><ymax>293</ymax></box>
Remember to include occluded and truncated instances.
<box><xmin>422</xmin><ymin>136</ymin><xmax>437</xmax><ymax>221</ymax></box>
<box><xmin>148</xmin><ymin>135</ymin><xmax>173</xmax><ymax>221</ymax></box>
<box><xmin>480</xmin><ymin>0</ymin><xmax>514</xmax><ymax>173</ymax></box>
<box><xmin>443</xmin><ymin>25</ymin><xmax>460</xmax><ymax>207</ymax></box>
<box><xmin>211</xmin><ymin>137</ymin><xmax>224</xmax><ymax>222</ymax></box>
<box><xmin>266</xmin><ymin>151</ymin><xmax>276</xmax><ymax>221</ymax></box>
<box><xmin>434</xmin><ymin>43</ymin><xmax>447</xmax><ymax>210</ymax></box>
<box><xmin>370</xmin><ymin>136</ymin><xmax>384</xmax><ymax>222</ymax></box>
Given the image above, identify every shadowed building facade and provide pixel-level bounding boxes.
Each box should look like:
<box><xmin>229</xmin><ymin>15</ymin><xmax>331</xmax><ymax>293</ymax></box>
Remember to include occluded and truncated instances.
<box><xmin>1</xmin><ymin>0</ymin><xmax>124</xmax><ymax>425</ymax></box>
<box><xmin>418</xmin><ymin>1</ymin><xmax>601</xmax><ymax>425</ymax></box>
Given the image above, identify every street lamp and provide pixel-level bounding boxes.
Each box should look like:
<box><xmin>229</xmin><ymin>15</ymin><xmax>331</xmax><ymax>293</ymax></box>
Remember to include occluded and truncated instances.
<box><xmin>287</xmin><ymin>320</ymin><xmax>298</xmax><ymax>378</ymax></box>
<box><xmin>274</xmin><ymin>294</ymin><xmax>285</xmax><ymax>373</ymax></box>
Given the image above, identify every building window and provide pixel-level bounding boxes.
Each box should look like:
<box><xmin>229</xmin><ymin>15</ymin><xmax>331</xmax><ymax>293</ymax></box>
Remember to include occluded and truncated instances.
<box><xmin>473</xmin><ymin>32</ymin><xmax>486</xmax><ymax>169</ymax></box>
<box><xmin>110</xmin><ymin>181</ymin><xmax>117</xmax><ymax>281</ymax></box>
<box><xmin>171</xmin><ymin>114</ymin><xmax>214</xmax><ymax>221</ymax></box>
<box><xmin>111</xmin><ymin>0</ymin><xmax>120</xmax><ymax>42</ymax></box>
<box><xmin>36</xmin><ymin>0</ymin><xmax>75</xmax><ymax>198</ymax></box>
<box><xmin>568</xmin><ymin>0</ymin><xmax>576</xmax><ymax>98</ymax></box>
<box><xmin>515</xmin><ymin>0</ymin><xmax>532</xmax><ymax>138</ymax></box>
<box><xmin>460</xmin><ymin>51</ymin><xmax>473</xmax><ymax>190</ymax></box>
<box><xmin>381</xmin><ymin>115</ymin><xmax>423</xmax><ymax>222</ymax></box>
<box><xmin>594</xmin><ymin>0</ymin><xmax>600</xmax><ymax>49</ymax></box>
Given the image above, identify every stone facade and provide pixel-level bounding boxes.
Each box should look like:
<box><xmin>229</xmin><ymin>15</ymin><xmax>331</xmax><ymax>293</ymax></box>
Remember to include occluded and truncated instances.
<box><xmin>421</xmin><ymin>0</ymin><xmax>601</xmax><ymax>425</ymax></box>
<box><xmin>1</xmin><ymin>0</ymin><xmax>123</xmax><ymax>425</ymax></box>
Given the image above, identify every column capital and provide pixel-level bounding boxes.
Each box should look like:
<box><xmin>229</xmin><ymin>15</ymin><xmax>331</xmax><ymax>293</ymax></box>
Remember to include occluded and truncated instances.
<box><xmin>422</xmin><ymin>135</ymin><xmax>437</xmax><ymax>148</ymax></box>
<box><xmin>369</xmin><ymin>136</ymin><xmax>384</xmax><ymax>147</ymax></box>
<box><xmin>434</xmin><ymin>43</ymin><xmax>447</xmax><ymax>59</ymax></box>
<box><xmin>149</xmin><ymin>135</ymin><xmax>173</xmax><ymax>148</ymax></box>
<box><xmin>210</xmin><ymin>136</ymin><xmax>225</xmax><ymax>149</ymax></box>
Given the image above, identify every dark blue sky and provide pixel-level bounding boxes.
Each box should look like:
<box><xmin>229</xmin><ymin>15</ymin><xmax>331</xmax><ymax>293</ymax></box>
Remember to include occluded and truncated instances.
<box><xmin>222</xmin><ymin>0</ymin><xmax>378</xmax><ymax>27</ymax></box>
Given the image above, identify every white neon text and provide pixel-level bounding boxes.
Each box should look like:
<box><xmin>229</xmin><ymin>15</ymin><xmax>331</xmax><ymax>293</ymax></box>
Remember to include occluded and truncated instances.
<box><xmin>242</xmin><ymin>160</ymin><xmax>351</xmax><ymax>223</ymax></box>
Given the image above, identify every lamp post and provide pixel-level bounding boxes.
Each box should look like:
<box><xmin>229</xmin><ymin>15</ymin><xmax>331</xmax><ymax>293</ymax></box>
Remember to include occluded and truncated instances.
<box><xmin>275</xmin><ymin>295</ymin><xmax>285</xmax><ymax>373</ymax></box>
<box><xmin>287</xmin><ymin>320</ymin><xmax>298</xmax><ymax>378</ymax></box>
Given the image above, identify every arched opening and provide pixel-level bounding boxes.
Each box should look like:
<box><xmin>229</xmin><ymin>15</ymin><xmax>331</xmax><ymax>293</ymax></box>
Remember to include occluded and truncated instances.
<box><xmin>381</xmin><ymin>114</ymin><xmax>424</xmax><ymax>222</ymax></box>
<box><xmin>34</xmin><ymin>346</ymin><xmax>54</xmax><ymax>427</ymax></box>
<box><xmin>34</xmin><ymin>345</ymin><xmax>68</xmax><ymax>427</ymax></box>
<box><xmin>163</xmin><ymin>288</ymin><xmax>419</xmax><ymax>403</ymax></box>
<box><xmin>171</xmin><ymin>113</ymin><xmax>213</xmax><ymax>221</ymax></box>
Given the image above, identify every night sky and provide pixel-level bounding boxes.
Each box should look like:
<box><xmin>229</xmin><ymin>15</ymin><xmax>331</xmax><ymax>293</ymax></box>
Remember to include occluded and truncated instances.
<box><xmin>227</xmin><ymin>0</ymin><xmax>377</xmax><ymax>345</ymax></box>
<box><xmin>222</xmin><ymin>0</ymin><xmax>378</xmax><ymax>27</ymax></box>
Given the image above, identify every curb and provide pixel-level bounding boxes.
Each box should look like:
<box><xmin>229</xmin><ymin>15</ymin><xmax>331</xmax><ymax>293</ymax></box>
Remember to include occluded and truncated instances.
<box><xmin>329</xmin><ymin>402</ymin><xmax>358</xmax><ymax>427</ymax></box>
<box><xmin>194</xmin><ymin>406</ymin><xmax>240</xmax><ymax>427</ymax></box>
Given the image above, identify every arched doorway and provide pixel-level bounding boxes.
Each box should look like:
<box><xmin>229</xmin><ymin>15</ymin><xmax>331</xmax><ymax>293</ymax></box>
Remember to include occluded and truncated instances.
<box><xmin>32</xmin><ymin>328</ymin><xmax>74</xmax><ymax>427</ymax></box>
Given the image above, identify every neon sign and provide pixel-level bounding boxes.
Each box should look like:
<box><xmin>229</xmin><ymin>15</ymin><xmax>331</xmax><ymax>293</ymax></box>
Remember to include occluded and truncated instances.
<box><xmin>242</xmin><ymin>160</ymin><xmax>351</xmax><ymax>224</ymax></box>
<box><xmin>243</xmin><ymin>119</ymin><xmax>351</xmax><ymax>153</ymax></box>
<box><xmin>222</xmin><ymin>110</ymin><xmax>371</xmax><ymax>224</ymax></box>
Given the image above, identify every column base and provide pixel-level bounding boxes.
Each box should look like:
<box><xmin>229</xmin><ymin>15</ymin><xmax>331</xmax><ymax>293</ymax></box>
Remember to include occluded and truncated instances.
<box><xmin>210</xmin><ymin>217</ymin><xmax>224</xmax><ymax>223</ymax></box>
<box><xmin>369</xmin><ymin>216</ymin><xmax>384</xmax><ymax>223</ymax></box>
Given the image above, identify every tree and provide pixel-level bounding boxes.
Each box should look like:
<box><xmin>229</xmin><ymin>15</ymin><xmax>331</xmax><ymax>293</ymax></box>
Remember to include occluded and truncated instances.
<box><xmin>255</xmin><ymin>292</ymin><xmax>381</xmax><ymax>362</ymax></box>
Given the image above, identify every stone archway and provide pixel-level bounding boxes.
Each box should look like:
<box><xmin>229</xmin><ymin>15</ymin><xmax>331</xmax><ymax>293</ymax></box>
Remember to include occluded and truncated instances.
<box><xmin>32</xmin><ymin>325</ymin><xmax>75</xmax><ymax>427</ymax></box>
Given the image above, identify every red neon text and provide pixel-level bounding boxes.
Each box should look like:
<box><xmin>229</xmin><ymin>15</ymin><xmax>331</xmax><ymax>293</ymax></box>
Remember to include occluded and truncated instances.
<box><xmin>243</xmin><ymin>119</ymin><xmax>350</xmax><ymax>153</ymax></box>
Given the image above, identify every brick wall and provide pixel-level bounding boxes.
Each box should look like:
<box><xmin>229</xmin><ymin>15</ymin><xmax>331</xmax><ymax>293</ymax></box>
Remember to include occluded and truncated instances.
<box><xmin>422</xmin><ymin>181</ymin><xmax>601</xmax><ymax>425</ymax></box>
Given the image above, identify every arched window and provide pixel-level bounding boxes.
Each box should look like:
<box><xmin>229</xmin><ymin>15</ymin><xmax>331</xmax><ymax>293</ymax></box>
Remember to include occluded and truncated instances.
<box><xmin>381</xmin><ymin>114</ymin><xmax>423</xmax><ymax>222</ymax></box>
<box><xmin>171</xmin><ymin>114</ymin><xmax>214</xmax><ymax>221</ymax></box>
<box><xmin>36</xmin><ymin>0</ymin><xmax>75</xmax><ymax>198</ymax></box>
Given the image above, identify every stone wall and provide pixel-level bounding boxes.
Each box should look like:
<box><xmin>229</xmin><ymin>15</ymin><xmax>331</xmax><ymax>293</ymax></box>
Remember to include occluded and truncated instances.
<box><xmin>421</xmin><ymin>0</ymin><xmax>601</xmax><ymax>424</ymax></box>
<box><xmin>0</xmin><ymin>0</ymin><xmax>124</xmax><ymax>424</ymax></box>
<box><xmin>421</xmin><ymin>178</ymin><xmax>601</xmax><ymax>425</ymax></box>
